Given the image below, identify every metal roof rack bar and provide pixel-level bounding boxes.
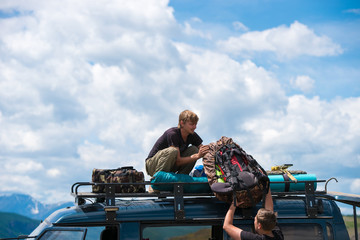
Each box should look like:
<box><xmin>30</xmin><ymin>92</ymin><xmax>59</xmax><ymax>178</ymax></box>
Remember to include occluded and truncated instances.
<box><xmin>71</xmin><ymin>179</ymin><xmax>332</xmax><ymax>220</ymax></box>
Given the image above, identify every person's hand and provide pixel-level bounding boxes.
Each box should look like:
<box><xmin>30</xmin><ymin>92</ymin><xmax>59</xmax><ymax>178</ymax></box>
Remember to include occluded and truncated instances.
<box><xmin>198</xmin><ymin>145</ymin><xmax>210</xmax><ymax>157</ymax></box>
<box><xmin>229</xmin><ymin>201</ymin><xmax>237</xmax><ymax>210</ymax></box>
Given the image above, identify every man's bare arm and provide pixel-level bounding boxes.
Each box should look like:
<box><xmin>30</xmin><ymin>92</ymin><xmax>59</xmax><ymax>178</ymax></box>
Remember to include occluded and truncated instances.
<box><xmin>174</xmin><ymin>145</ymin><xmax>209</xmax><ymax>167</ymax></box>
<box><xmin>264</xmin><ymin>189</ymin><xmax>274</xmax><ymax>212</ymax></box>
<box><xmin>223</xmin><ymin>204</ymin><xmax>242</xmax><ymax>240</ymax></box>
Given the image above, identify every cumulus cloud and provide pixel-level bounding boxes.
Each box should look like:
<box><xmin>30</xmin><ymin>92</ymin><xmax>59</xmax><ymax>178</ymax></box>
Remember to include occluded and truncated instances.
<box><xmin>77</xmin><ymin>141</ymin><xmax>118</xmax><ymax>168</ymax></box>
<box><xmin>233</xmin><ymin>21</ymin><xmax>249</xmax><ymax>32</ymax></box>
<box><xmin>0</xmin><ymin>1</ymin><xmax>358</xmax><ymax>204</ymax></box>
<box><xmin>4</xmin><ymin>160</ymin><xmax>44</xmax><ymax>173</ymax></box>
<box><xmin>242</xmin><ymin>95</ymin><xmax>360</xmax><ymax>172</ymax></box>
<box><xmin>173</xmin><ymin>43</ymin><xmax>287</xmax><ymax>136</ymax></box>
<box><xmin>46</xmin><ymin>168</ymin><xmax>61</xmax><ymax>178</ymax></box>
<box><xmin>0</xmin><ymin>174</ymin><xmax>40</xmax><ymax>192</ymax></box>
<box><xmin>351</xmin><ymin>179</ymin><xmax>360</xmax><ymax>194</ymax></box>
<box><xmin>0</xmin><ymin>125</ymin><xmax>43</xmax><ymax>152</ymax></box>
<box><xmin>183</xmin><ymin>21</ymin><xmax>212</xmax><ymax>39</ymax></box>
<box><xmin>217</xmin><ymin>21</ymin><xmax>343</xmax><ymax>59</ymax></box>
<box><xmin>291</xmin><ymin>75</ymin><xmax>315</xmax><ymax>93</ymax></box>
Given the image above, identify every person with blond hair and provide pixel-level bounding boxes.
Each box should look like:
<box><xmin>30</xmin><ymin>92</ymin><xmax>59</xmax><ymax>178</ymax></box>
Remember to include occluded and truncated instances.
<box><xmin>223</xmin><ymin>189</ymin><xmax>284</xmax><ymax>240</ymax></box>
<box><xmin>145</xmin><ymin>110</ymin><xmax>209</xmax><ymax>177</ymax></box>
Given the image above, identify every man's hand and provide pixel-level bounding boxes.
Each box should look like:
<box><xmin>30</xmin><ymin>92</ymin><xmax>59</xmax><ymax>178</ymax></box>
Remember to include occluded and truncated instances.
<box><xmin>176</xmin><ymin>145</ymin><xmax>210</xmax><ymax>166</ymax></box>
<box><xmin>198</xmin><ymin>145</ymin><xmax>210</xmax><ymax>158</ymax></box>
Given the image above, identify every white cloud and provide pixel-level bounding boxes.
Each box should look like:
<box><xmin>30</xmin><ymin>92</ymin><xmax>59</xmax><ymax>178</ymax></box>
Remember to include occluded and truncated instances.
<box><xmin>175</xmin><ymin>43</ymin><xmax>286</xmax><ymax>104</ymax></box>
<box><xmin>46</xmin><ymin>168</ymin><xmax>61</xmax><ymax>178</ymax></box>
<box><xmin>0</xmin><ymin>174</ymin><xmax>40</xmax><ymax>192</ymax></box>
<box><xmin>0</xmin><ymin>1</ymin><xmax>358</xmax><ymax>204</ymax></box>
<box><xmin>351</xmin><ymin>179</ymin><xmax>360</xmax><ymax>194</ymax></box>
<box><xmin>4</xmin><ymin>160</ymin><xmax>44</xmax><ymax>173</ymax></box>
<box><xmin>39</xmin><ymin>189</ymin><xmax>74</xmax><ymax>204</ymax></box>
<box><xmin>242</xmin><ymin>95</ymin><xmax>360</xmax><ymax>171</ymax></box>
<box><xmin>291</xmin><ymin>75</ymin><xmax>315</xmax><ymax>93</ymax></box>
<box><xmin>233</xmin><ymin>21</ymin><xmax>249</xmax><ymax>32</ymax></box>
<box><xmin>77</xmin><ymin>141</ymin><xmax>118</xmax><ymax>168</ymax></box>
<box><xmin>217</xmin><ymin>21</ymin><xmax>343</xmax><ymax>59</ymax></box>
<box><xmin>0</xmin><ymin>125</ymin><xmax>43</xmax><ymax>152</ymax></box>
<box><xmin>183</xmin><ymin>22</ymin><xmax>212</xmax><ymax>39</ymax></box>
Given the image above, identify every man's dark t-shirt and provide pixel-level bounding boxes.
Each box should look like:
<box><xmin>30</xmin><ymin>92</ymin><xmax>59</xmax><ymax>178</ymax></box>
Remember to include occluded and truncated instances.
<box><xmin>146</xmin><ymin>127</ymin><xmax>202</xmax><ymax>161</ymax></box>
<box><xmin>240</xmin><ymin>226</ymin><xmax>284</xmax><ymax>240</ymax></box>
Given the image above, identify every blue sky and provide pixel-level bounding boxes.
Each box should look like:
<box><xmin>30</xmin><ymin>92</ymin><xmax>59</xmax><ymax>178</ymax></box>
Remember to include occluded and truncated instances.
<box><xmin>0</xmin><ymin>0</ymin><xmax>359</xmax><ymax>215</ymax></box>
<box><xmin>169</xmin><ymin>0</ymin><xmax>360</xmax><ymax>100</ymax></box>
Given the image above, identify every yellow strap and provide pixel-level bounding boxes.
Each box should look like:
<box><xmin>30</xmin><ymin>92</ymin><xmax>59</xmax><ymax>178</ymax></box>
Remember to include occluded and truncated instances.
<box><xmin>283</xmin><ymin>169</ymin><xmax>297</xmax><ymax>182</ymax></box>
<box><xmin>271</xmin><ymin>165</ymin><xmax>297</xmax><ymax>182</ymax></box>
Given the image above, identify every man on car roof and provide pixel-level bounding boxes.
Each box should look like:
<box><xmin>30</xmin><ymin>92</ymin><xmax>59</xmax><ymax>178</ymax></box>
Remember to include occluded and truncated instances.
<box><xmin>145</xmin><ymin>110</ymin><xmax>209</xmax><ymax>177</ymax></box>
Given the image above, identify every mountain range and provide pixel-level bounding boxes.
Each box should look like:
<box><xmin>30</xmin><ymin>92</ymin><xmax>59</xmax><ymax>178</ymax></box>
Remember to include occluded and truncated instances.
<box><xmin>0</xmin><ymin>193</ymin><xmax>74</xmax><ymax>220</ymax></box>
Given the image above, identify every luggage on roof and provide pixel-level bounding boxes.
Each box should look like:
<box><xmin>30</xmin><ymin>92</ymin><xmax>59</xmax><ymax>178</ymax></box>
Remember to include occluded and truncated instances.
<box><xmin>92</xmin><ymin>166</ymin><xmax>145</xmax><ymax>193</ymax></box>
<box><xmin>203</xmin><ymin>136</ymin><xmax>269</xmax><ymax>208</ymax></box>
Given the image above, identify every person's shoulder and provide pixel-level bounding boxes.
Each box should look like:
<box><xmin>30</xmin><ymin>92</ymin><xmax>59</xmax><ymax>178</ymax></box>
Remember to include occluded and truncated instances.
<box><xmin>164</xmin><ymin>127</ymin><xmax>181</xmax><ymax>138</ymax></box>
<box><xmin>164</xmin><ymin>127</ymin><xmax>179</xmax><ymax>134</ymax></box>
<box><xmin>241</xmin><ymin>230</ymin><xmax>265</xmax><ymax>240</ymax></box>
<box><xmin>271</xmin><ymin>227</ymin><xmax>284</xmax><ymax>240</ymax></box>
<box><xmin>272</xmin><ymin>225</ymin><xmax>282</xmax><ymax>233</ymax></box>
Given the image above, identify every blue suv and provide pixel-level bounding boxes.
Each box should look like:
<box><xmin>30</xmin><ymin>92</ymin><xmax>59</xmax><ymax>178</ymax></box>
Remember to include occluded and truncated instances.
<box><xmin>1</xmin><ymin>176</ymin><xmax>359</xmax><ymax>240</ymax></box>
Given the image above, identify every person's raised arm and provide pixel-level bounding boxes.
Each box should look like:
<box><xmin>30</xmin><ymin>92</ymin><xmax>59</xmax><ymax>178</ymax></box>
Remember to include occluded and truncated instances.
<box><xmin>223</xmin><ymin>203</ymin><xmax>242</xmax><ymax>240</ymax></box>
<box><xmin>264</xmin><ymin>189</ymin><xmax>273</xmax><ymax>212</ymax></box>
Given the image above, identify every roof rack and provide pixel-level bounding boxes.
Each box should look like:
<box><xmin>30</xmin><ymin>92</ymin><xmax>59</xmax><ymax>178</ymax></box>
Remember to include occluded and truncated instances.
<box><xmin>71</xmin><ymin>181</ymin><xmax>214</xmax><ymax>221</ymax></box>
<box><xmin>71</xmin><ymin>179</ymin><xmax>333</xmax><ymax>221</ymax></box>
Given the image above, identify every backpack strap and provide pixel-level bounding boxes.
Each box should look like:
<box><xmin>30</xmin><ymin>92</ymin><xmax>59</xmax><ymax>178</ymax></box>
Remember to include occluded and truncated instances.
<box><xmin>214</xmin><ymin>141</ymin><xmax>270</xmax><ymax>207</ymax></box>
<box><xmin>226</xmin><ymin>145</ymin><xmax>257</xmax><ymax>206</ymax></box>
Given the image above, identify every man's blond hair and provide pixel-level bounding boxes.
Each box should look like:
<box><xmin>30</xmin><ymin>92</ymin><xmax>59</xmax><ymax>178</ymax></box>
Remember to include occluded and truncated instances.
<box><xmin>178</xmin><ymin>110</ymin><xmax>199</xmax><ymax>128</ymax></box>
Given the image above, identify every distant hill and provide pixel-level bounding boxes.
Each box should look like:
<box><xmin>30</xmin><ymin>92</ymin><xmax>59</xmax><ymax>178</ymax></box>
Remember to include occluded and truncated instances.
<box><xmin>0</xmin><ymin>193</ymin><xmax>74</xmax><ymax>220</ymax></box>
<box><xmin>0</xmin><ymin>212</ymin><xmax>40</xmax><ymax>238</ymax></box>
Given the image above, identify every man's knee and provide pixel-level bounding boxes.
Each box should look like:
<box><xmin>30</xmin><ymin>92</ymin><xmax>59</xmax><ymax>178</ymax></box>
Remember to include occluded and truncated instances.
<box><xmin>161</xmin><ymin>147</ymin><xmax>178</xmax><ymax>169</ymax></box>
<box><xmin>167</xmin><ymin>146</ymin><xmax>178</xmax><ymax>158</ymax></box>
<box><xmin>146</xmin><ymin>147</ymin><xmax>178</xmax><ymax>176</ymax></box>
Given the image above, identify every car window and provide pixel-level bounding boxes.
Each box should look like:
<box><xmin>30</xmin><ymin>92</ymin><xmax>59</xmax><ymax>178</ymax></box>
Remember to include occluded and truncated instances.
<box><xmin>326</xmin><ymin>223</ymin><xmax>334</xmax><ymax>240</ymax></box>
<box><xmin>85</xmin><ymin>226</ymin><xmax>106</xmax><ymax>240</ymax></box>
<box><xmin>38</xmin><ymin>229</ymin><xmax>85</xmax><ymax>240</ymax></box>
<box><xmin>281</xmin><ymin>223</ymin><xmax>324</xmax><ymax>240</ymax></box>
<box><xmin>37</xmin><ymin>226</ymin><xmax>118</xmax><ymax>240</ymax></box>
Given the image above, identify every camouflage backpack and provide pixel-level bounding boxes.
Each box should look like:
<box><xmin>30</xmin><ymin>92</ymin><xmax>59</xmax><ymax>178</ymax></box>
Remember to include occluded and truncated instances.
<box><xmin>92</xmin><ymin>166</ymin><xmax>145</xmax><ymax>193</ymax></box>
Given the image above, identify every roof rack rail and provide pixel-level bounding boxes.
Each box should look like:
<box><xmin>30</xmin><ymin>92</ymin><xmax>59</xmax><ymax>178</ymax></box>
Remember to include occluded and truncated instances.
<box><xmin>270</xmin><ymin>180</ymin><xmax>327</xmax><ymax>217</ymax></box>
<box><xmin>71</xmin><ymin>179</ymin><xmax>332</xmax><ymax>220</ymax></box>
<box><xmin>71</xmin><ymin>181</ymin><xmax>214</xmax><ymax>221</ymax></box>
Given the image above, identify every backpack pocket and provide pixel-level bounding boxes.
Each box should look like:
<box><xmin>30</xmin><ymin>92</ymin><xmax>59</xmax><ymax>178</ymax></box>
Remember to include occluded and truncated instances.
<box><xmin>234</xmin><ymin>171</ymin><xmax>258</xmax><ymax>190</ymax></box>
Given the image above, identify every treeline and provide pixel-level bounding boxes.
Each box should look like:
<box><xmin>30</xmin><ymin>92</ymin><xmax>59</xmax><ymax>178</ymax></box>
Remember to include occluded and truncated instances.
<box><xmin>0</xmin><ymin>212</ymin><xmax>40</xmax><ymax>239</ymax></box>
